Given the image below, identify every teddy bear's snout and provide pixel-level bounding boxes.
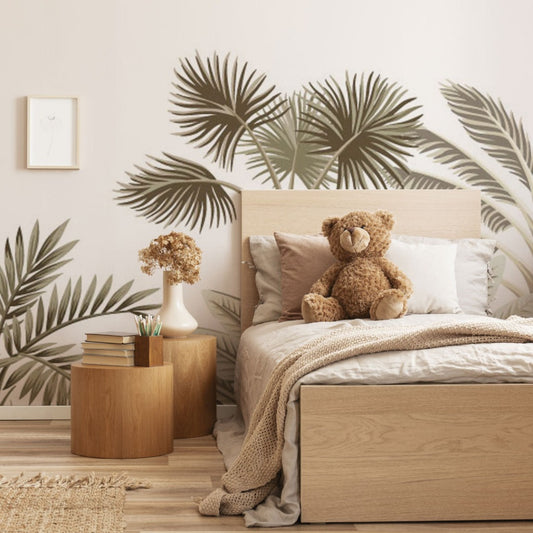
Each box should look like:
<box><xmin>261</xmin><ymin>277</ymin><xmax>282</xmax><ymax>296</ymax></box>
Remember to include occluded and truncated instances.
<box><xmin>340</xmin><ymin>227</ymin><xmax>370</xmax><ymax>253</ymax></box>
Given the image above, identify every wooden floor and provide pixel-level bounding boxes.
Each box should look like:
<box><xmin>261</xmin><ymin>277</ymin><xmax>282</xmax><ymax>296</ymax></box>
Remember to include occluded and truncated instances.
<box><xmin>1</xmin><ymin>420</ymin><xmax>532</xmax><ymax>533</ymax></box>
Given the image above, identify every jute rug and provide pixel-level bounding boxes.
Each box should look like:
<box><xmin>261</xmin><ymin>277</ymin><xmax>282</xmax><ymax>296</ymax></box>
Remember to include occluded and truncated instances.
<box><xmin>0</xmin><ymin>472</ymin><xmax>150</xmax><ymax>533</ymax></box>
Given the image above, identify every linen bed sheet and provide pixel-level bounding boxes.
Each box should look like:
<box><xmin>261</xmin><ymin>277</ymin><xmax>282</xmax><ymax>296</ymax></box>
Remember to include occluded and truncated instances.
<box><xmin>216</xmin><ymin>314</ymin><xmax>533</xmax><ymax>527</ymax></box>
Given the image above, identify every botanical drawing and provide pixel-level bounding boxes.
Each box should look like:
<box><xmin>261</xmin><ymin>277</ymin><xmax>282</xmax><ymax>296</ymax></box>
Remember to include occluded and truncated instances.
<box><xmin>116</xmin><ymin>51</ymin><xmax>533</xmax><ymax>401</ymax></box>
<box><xmin>115</xmin><ymin>52</ymin><xmax>422</xmax><ymax>229</ymax></box>
<box><xmin>196</xmin><ymin>289</ymin><xmax>240</xmax><ymax>404</ymax></box>
<box><xmin>399</xmin><ymin>82</ymin><xmax>533</xmax><ymax>317</ymax></box>
<box><xmin>115</xmin><ymin>52</ymin><xmax>422</xmax><ymax>402</ymax></box>
<box><xmin>0</xmin><ymin>220</ymin><xmax>158</xmax><ymax>405</ymax></box>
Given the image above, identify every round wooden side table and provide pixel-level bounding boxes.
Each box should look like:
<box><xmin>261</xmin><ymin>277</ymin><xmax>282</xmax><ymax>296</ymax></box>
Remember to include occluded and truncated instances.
<box><xmin>70</xmin><ymin>362</ymin><xmax>173</xmax><ymax>458</ymax></box>
<box><xmin>163</xmin><ymin>334</ymin><xmax>216</xmax><ymax>438</ymax></box>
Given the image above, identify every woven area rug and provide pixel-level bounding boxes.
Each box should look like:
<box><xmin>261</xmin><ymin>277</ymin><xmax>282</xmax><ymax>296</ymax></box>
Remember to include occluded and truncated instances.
<box><xmin>0</xmin><ymin>472</ymin><xmax>150</xmax><ymax>533</ymax></box>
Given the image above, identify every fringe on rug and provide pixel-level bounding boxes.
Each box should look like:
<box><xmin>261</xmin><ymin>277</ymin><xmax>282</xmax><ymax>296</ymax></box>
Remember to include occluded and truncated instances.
<box><xmin>0</xmin><ymin>472</ymin><xmax>152</xmax><ymax>490</ymax></box>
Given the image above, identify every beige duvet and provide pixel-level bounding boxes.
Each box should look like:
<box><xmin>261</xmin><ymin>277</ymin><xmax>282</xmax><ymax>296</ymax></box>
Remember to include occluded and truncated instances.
<box><xmin>201</xmin><ymin>314</ymin><xmax>533</xmax><ymax>527</ymax></box>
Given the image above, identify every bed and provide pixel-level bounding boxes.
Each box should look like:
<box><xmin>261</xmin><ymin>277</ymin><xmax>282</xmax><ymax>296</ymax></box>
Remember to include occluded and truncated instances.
<box><xmin>208</xmin><ymin>189</ymin><xmax>533</xmax><ymax>526</ymax></box>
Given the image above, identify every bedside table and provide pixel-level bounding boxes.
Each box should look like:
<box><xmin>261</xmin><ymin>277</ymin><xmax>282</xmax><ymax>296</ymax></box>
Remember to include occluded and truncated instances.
<box><xmin>70</xmin><ymin>362</ymin><xmax>173</xmax><ymax>458</ymax></box>
<box><xmin>163</xmin><ymin>335</ymin><xmax>216</xmax><ymax>438</ymax></box>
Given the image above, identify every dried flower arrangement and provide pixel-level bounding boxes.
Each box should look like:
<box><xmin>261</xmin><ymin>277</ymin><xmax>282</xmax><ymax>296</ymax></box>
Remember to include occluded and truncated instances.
<box><xmin>139</xmin><ymin>232</ymin><xmax>201</xmax><ymax>285</ymax></box>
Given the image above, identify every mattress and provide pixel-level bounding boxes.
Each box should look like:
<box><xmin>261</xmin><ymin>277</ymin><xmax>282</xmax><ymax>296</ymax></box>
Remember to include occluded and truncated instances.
<box><xmin>216</xmin><ymin>314</ymin><xmax>533</xmax><ymax>527</ymax></box>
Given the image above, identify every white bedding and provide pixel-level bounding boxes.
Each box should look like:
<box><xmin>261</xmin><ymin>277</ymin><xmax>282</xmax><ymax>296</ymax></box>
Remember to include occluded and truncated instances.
<box><xmin>216</xmin><ymin>314</ymin><xmax>533</xmax><ymax>527</ymax></box>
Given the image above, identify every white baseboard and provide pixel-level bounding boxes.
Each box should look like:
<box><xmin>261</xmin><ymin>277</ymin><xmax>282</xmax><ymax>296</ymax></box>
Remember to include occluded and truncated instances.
<box><xmin>0</xmin><ymin>406</ymin><xmax>71</xmax><ymax>420</ymax></box>
<box><xmin>0</xmin><ymin>404</ymin><xmax>236</xmax><ymax>421</ymax></box>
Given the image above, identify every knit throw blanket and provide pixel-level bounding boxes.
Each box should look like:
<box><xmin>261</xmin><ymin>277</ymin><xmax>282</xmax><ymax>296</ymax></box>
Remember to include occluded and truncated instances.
<box><xmin>199</xmin><ymin>315</ymin><xmax>533</xmax><ymax>516</ymax></box>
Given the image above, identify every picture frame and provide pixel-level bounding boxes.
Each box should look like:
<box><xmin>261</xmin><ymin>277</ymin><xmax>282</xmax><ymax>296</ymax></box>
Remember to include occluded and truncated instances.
<box><xmin>26</xmin><ymin>96</ymin><xmax>79</xmax><ymax>169</ymax></box>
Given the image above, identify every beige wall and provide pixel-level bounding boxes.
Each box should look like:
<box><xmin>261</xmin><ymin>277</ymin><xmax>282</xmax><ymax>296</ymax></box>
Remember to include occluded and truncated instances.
<box><xmin>1</xmin><ymin>0</ymin><xmax>532</xmax><ymax>406</ymax></box>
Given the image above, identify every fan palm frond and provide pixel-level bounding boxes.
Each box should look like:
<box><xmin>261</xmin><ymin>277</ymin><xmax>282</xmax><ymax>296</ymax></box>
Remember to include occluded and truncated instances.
<box><xmin>441</xmin><ymin>82</ymin><xmax>533</xmax><ymax>191</ymax></box>
<box><xmin>170</xmin><ymin>52</ymin><xmax>286</xmax><ymax>187</ymax></box>
<box><xmin>115</xmin><ymin>152</ymin><xmax>239</xmax><ymax>232</ymax></box>
<box><xmin>301</xmin><ymin>72</ymin><xmax>422</xmax><ymax>189</ymax></box>
<box><xmin>241</xmin><ymin>93</ymin><xmax>337</xmax><ymax>188</ymax></box>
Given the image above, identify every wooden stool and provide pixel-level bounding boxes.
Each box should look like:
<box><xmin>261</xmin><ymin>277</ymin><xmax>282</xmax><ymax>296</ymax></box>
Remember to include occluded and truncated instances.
<box><xmin>163</xmin><ymin>335</ymin><xmax>216</xmax><ymax>438</ymax></box>
<box><xmin>70</xmin><ymin>362</ymin><xmax>173</xmax><ymax>458</ymax></box>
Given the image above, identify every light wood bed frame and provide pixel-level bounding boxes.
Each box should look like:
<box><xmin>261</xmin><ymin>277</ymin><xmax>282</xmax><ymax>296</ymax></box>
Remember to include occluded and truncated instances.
<box><xmin>241</xmin><ymin>189</ymin><xmax>533</xmax><ymax>524</ymax></box>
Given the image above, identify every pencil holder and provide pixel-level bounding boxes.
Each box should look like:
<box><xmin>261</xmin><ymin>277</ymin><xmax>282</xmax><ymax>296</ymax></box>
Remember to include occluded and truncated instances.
<box><xmin>134</xmin><ymin>335</ymin><xmax>163</xmax><ymax>367</ymax></box>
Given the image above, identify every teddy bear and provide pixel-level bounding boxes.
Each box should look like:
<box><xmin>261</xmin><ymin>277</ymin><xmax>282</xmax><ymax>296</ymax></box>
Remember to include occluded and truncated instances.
<box><xmin>301</xmin><ymin>210</ymin><xmax>413</xmax><ymax>322</ymax></box>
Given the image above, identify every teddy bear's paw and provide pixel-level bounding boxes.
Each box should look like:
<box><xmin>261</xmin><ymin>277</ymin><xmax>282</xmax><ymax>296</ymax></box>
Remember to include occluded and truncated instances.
<box><xmin>302</xmin><ymin>294</ymin><xmax>344</xmax><ymax>323</ymax></box>
<box><xmin>370</xmin><ymin>289</ymin><xmax>408</xmax><ymax>320</ymax></box>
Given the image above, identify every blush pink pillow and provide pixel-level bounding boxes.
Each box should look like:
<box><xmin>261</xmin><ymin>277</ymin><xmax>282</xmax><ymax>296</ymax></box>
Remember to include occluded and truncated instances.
<box><xmin>274</xmin><ymin>232</ymin><xmax>335</xmax><ymax>321</ymax></box>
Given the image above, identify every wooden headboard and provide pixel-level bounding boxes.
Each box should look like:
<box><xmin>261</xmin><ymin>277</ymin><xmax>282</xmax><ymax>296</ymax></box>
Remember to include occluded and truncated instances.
<box><xmin>240</xmin><ymin>189</ymin><xmax>481</xmax><ymax>331</ymax></box>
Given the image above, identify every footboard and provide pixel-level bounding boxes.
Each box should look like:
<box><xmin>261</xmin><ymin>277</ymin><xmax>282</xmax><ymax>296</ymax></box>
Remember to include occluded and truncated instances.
<box><xmin>300</xmin><ymin>384</ymin><xmax>533</xmax><ymax>523</ymax></box>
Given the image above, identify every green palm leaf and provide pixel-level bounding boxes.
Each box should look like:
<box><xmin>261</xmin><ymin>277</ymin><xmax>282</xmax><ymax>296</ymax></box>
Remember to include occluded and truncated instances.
<box><xmin>15</xmin><ymin>228</ymin><xmax>24</xmax><ymax>282</ymax></box>
<box><xmin>480</xmin><ymin>203</ymin><xmax>510</xmax><ymax>233</ymax></box>
<box><xmin>103</xmin><ymin>279</ymin><xmax>133</xmax><ymax>312</ymax></box>
<box><xmin>0</xmin><ymin>220</ymin><xmax>77</xmax><ymax>323</ymax></box>
<box><xmin>23</xmin><ymin>367</ymin><xmax>53</xmax><ymax>404</ymax></box>
<box><xmin>0</xmin><ymin>221</ymin><xmax>160</xmax><ymax>406</ymax></box>
<box><xmin>115</xmin><ymin>152</ymin><xmax>238</xmax><ymax>232</ymax></box>
<box><xmin>241</xmin><ymin>93</ymin><xmax>337</xmax><ymax>188</ymax></box>
<box><xmin>78</xmin><ymin>275</ymin><xmax>97</xmax><ymax>316</ymax></box>
<box><xmin>302</xmin><ymin>72</ymin><xmax>422</xmax><ymax>189</ymax></box>
<box><xmin>170</xmin><ymin>52</ymin><xmax>285</xmax><ymax>176</ymax></box>
<box><xmin>0</xmin><ymin>268</ymin><xmax>9</xmax><ymax>309</ymax></box>
<box><xmin>26</xmin><ymin>220</ymin><xmax>40</xmax><ymax>271</ymax></box>
<box><xmin>0</xmin><ymin>277</ymin><xmax>158</xmax><ymax>405</ymax></box>
<box><xmin>34</xmin><ymin>278</ymin><xmax>159</xmax><ymax>332</ymax></box>
<box><xmin>397</xmin><ymin>170</ymin><xmax>456</xmax><ymax>191</ymax></box>
<box><xmin>417</xmin><ymin>128</ymin><xmax>515</xmax><ymax>203</ymax></box>
<box><xmin>441</xmin><ymin>82</ymin><xmax>533</xmax><ymax>191</ymax></box>
<box><xmin>4</xmin><ymin>240</ymin><xmax>15</xmax><ymax>291</ymax></box>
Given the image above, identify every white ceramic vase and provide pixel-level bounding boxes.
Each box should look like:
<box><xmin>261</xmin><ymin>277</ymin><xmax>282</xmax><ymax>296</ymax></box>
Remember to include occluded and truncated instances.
<box><xmin>158</xmin><ymin>271</ymin><xmax>198</xmax><ymax>337</ymax></box>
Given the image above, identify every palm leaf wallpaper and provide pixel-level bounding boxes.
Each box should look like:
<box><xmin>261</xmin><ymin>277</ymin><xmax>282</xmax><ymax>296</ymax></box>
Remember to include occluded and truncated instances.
<box><xmin>5</xmin><ymin>51</ymin><xmax>533</xmax><ymax>406</ymax></box>
<box><xmin>116</xmin><ymin>53</ymin><xmax>533</xmax><ymax>403</ymax></box>
<box><xmin>0</xmin><ymin>220</ymin><xmax>158</xmax><ymax>405</ymax></box>
<box><xmin>302</xmin><ymin>73</ymin><xmax>422</xmax><ymax>189</ymax></box>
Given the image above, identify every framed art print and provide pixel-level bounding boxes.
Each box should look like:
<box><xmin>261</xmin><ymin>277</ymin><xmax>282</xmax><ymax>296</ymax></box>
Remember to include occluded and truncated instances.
<box><xmin>27</xmin><ymin>96</ymin><xmax>79</xmax><ymax>169</ymax></box>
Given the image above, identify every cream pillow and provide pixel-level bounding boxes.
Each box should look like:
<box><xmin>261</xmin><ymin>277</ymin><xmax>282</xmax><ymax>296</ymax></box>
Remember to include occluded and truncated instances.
<box><xmin>393</xmin><ymin>235</ymin><xmax>496</xmax><ymax>315</ymax></box>
<box><xmin>386</xmin><ymin>240</ymin><xmax>461</xmax><ymax>314</ymax></box>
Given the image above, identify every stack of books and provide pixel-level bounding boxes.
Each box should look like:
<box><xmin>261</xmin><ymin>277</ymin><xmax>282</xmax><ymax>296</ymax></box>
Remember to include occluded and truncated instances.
<box><xmin>81</xmin><ymin>331</ymin><xmax>137</xmax><ymax>366</ymax></box>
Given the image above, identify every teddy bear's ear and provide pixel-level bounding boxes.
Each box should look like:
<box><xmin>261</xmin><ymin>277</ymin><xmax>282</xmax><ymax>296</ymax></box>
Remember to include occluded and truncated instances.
<box><xmin>376</xmin><ymin>210</ymin><xmax>395</xmax><ymax>230</ymax></box>
<box><xmin>322</xmin><ymin>217</ymin><xmax>339</xmax><ymax>236</ymax></box>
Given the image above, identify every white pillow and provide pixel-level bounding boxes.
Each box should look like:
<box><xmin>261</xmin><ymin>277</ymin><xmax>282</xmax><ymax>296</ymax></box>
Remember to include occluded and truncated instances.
<box><xmin>393</xmin><ymin>235</ymin><xmax>496</xmax><ymax>315</ymax></box>
<box><xmin>386</xmin><ymin>240</ymin><xmax>461</xmax><ymax>314</ymax></box>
